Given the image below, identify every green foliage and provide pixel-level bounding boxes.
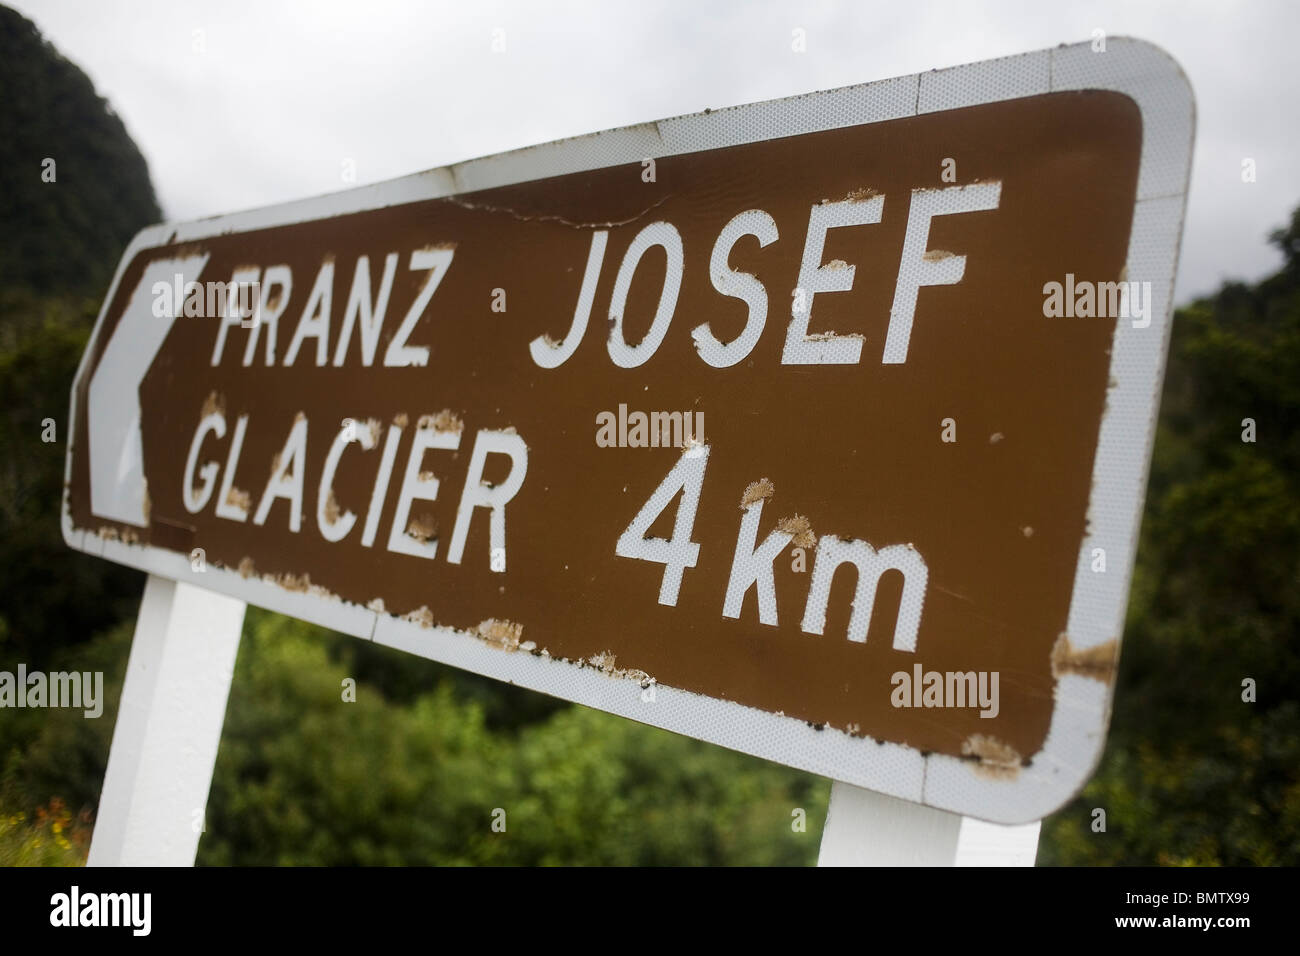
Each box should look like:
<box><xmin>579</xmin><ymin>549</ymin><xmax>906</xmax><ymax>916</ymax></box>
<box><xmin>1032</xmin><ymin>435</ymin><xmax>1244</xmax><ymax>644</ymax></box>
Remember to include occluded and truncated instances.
<box><xmin>1039</xmin><ymin>214</ymin><xmax>1300</xmax><ymax>866</ymax></box>
<box><xmin>0</xmin><ymin>797</ymin><xmax>92</xmax><ymax>866</ymax></box>
<box><xmin>198</xmin><ymin>610</ymin><xmax>828</xmax><ymax>865</ymax></box>
<box><xmin>0</xmin><ymin>4</ymin><xmax>155</xmax><ymax>683</ymax></box>
<box><xmin>3</xmin><ymin>608</ymin><xmax>827</xmax><ymax>866</ymax></box>
<box><xmin>0</xmin><ymin>296</ymin><xmax>144</xmax><ymax>673</ymax></box>
<box><xmin>325</xmin><ymin>626</ymin><xmax>568</xmax><ymax>731</ymax></box>
<box><xmin>0</xmin><ymin>620</ymin><xmax>130</xmax><ymax>816</ymax></box>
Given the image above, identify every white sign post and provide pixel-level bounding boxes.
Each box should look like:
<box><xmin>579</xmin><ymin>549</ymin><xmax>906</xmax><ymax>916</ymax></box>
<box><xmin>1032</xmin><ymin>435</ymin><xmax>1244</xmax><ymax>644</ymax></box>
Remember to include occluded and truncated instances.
<box><xmin>819</xmin><ymin>783</ymin><xmax>1041</xmax><ymax>866</ymax></box>
<box><xmin>87</xmin><ymin>576</ymin><xmax>244</xmax><ymax>867</ymax></box>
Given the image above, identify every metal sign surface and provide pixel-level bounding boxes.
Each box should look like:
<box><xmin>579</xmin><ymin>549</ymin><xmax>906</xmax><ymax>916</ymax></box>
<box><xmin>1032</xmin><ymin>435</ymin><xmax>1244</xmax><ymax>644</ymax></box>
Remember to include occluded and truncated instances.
<box><xmin>64</xmin><ymin>38</ymin><xmax>1193</xmax><ymax>822</ymax></box>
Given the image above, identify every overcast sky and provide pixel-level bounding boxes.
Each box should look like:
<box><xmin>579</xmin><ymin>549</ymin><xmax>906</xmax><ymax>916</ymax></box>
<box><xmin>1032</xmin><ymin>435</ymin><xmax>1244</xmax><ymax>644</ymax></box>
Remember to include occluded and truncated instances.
<box><xmin>14</xmin><ymin>0</ymin><xmax>1300</xmax><ymax>303</ymax></box>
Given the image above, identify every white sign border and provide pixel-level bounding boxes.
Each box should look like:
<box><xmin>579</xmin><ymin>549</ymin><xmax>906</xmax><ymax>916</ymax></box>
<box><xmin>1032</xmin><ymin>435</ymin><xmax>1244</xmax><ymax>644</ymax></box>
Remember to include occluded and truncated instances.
<box><xmin>64</xmin><ymin>37</ymin><xmax>1194</xmax><ymax>824</ymax></box>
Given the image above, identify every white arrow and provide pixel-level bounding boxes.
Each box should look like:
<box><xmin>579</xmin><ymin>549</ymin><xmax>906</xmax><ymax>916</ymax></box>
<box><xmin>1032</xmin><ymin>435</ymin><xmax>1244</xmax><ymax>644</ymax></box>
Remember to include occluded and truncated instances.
<box><xmin>89</xmin><ymin>254</ymin><xmax>209</xmax><ymax>527</ymax></box>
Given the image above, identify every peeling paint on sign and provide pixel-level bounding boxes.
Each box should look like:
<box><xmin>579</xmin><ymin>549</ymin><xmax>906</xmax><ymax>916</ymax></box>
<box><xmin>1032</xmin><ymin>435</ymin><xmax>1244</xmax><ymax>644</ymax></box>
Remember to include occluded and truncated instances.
<box><xmin>61</xmin><ymin>38</ymin><xmax>1194</xmax><ymax>823</ymax></box>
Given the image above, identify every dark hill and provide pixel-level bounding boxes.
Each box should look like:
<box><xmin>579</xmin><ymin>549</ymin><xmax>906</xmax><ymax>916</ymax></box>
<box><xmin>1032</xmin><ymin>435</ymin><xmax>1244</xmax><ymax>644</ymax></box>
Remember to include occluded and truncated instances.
<box><xmin>0</xmin><ymin>4</ymin><xmax>160</xmax><ymax>297</ymax></box>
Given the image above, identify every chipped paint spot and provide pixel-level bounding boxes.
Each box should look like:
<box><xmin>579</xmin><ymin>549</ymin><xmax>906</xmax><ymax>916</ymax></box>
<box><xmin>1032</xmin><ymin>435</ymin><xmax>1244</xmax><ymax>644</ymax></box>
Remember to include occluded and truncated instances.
<box><xmin>274</xmin><ymin>572</ymin><xmax>311</xmax><ymax>593</ymax></box>
<box><xmin>406</xmin><ymin>605</ymin><xmax>435</xmax><ymax>628</ymax></box>
<box><xmin>806</xmin><ymin>331</ymin><xmax>864</xmax><ymax>342</ymax></box>
<box><xmin>367</xmin><ymin>597</ymin><xmax>386</xmax><ymax>613</ymax></box>
<box><xmin>323</xmin><ymin>488</ymin><xmax>343</xmax><ymax>525</ymax></box>
<box><xmin>393</xmin><ymin>412</ymin><xmax>409</xmax><ymax>428</ymax></box>
<box><xmin>418</xmin><ymin>409</ymin><xmax>463</xmax><ymax>433</ymax></box>
<box><xmin>225</xmin><ymin>487</ymin><xmax>251</xmax><ymax>512</ymax></box>
<box><xmin>585</xmin><ymin>649</ymin><xmax>653</xmax><ymax>684</ymax></box>
<box><xmin>1051</xmin><ymin>633</ymin><xmax>1117</xmax><ymax>683</ymax></box>
<box><xmin>776</xmin><ymin>514</ymin><xmax>816</xmax><ymax>549</ymax></box>
<box><xmin>476</xmin><ymin>618</ymin><xmax>524</xmax><ymax>650</ymax></box>
<box><xmin>825</xmin><ymin>258</ymin><xmax>850</xmax><ymax>271</ymax></box>
<box><xmin>741</xmin><ymin>477</ymin><xmax>774</xmax><ymax>508</ymax></box>
<box><xmin>237</xmin><ymin>557</ymin><xmax>255</xmax><ymax>579</ymax></box>
<box><xmin>200</xmin><ymin>390</ymin><xmax>225</xmax><ymax>420</ymax></box>
<box><xmin>989</xmin><ymin>432</ymin><xmax>1004</xmax><ymax>444</ymax></box>
<box><xmin>962</xmin><ymin>734</ymin><xmax>1021</xmax><ymax>779</ymax></box>
<box><xmin>406</xmin><ymin>514</ymin><xmax>437</xmax><ymax>543</ymax></box>
<box><xmin>922</xmin><ymin>249</ymin><xmax>956</xmax><ymax>262</ymax></box>
<box><xmin>256</xmin><ymin>571</ymin><xmax>342</xmax><ymax>602</ymax></box>
<box><xmin>845</xmin><ymin>186</ymin><xmax>879</xmax><ymax>202</ymax></box>
<box><xmin>1022</xmin><ymin>526</ymin><xmax>1034</xmax><ymax>538</ymax></box>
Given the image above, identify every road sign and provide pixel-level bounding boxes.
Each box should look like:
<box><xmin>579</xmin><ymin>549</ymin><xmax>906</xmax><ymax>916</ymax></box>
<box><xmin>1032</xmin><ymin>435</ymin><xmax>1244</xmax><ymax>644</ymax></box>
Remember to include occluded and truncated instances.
<box><xmin>64</xmin><ymin>38</ymin><xmax>1193</xmax><ymax>824</ymax></box>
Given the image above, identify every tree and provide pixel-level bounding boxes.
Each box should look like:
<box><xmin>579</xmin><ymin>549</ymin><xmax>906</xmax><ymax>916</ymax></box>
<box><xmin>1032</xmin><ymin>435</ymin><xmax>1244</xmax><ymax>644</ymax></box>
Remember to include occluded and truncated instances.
<box><xmin>0</xmin><ymin>4</ymin><xmax>160</xmax><ymax>678</ymax></box>
<box><xmin>1040</xmin><ymin>213</ymin><xmax>1300</xmax><ymax>865</ymax></box>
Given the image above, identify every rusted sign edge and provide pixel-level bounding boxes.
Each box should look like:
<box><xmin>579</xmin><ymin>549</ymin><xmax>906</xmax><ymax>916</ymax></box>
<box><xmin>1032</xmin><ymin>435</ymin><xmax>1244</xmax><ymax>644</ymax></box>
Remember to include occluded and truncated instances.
<box><xmin>63</xmin><ymin>37</ymin><xmax>1193</xmax><ymax>824</ymax></box>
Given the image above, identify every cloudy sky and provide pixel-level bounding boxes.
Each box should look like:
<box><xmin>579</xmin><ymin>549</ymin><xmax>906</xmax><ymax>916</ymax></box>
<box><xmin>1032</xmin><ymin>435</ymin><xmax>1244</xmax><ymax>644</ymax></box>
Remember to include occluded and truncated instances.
<box><xmin>14</xmin><ymin>0</ymin><xmax>1300</xmax><ymax>303</ymax></box>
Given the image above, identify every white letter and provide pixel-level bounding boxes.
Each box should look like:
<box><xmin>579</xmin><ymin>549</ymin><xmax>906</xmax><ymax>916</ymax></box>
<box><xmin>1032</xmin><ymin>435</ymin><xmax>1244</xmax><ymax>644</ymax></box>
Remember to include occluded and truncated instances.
<box><xmin>722</xmin><ymin>497</ymin><xmax>794</xmax><ymax>625</ymax></box>
<box><xmin>783</xmin><ymin>196</ymin><xmax>884</xmax><ymax>364</ymax></box>
<box><xmin>883</xmin><ymin>181</ymin><xmax>1001</xmax><ymax>364</ymax></box>
<box><xmin>317</xmin><ymin>418</ymin><xmax>378</xmax><ymax>542</ymax></box>
<box><xmin>801</xmin><ymin>536</ymin><xmax>928</xmax><ymax>651</ymax></box>
<box><xmin>693</xmin><ymin>210</ymin><xmax>778</xmax><ymax>367</ymax></box>
<box><xmin>607</xmin><ymin>222</ymin><xmax>683</xmax><ymax>368</ymax></box>
<box><xmin>284</xmin><ymin>261</ymin><xmax>335</xmax><ymax>366</ymax></box>
<box><xmin>384</xmin><ymin>247</ymin><xmax>454</xmax><ymax>367</ymax></box>
<box><xmin>211</xmin><ymin>267</ymin><xmax>261</xmax><ymax>365</ymax></box>
<box><xmin>50</xmin><ymin>893</ymin><xmax>70</xmax><ymax>927</ymax></box>
<box><xmin>253</xmin><ymin>415</ymin><xmax>308</xmax><ymax>532</ymax></box>
<box><xmin>333</xmin><ymin>253</ymin><xmax>399</xmax><ymax>366</ymax></box>
<box><xmin>151</xmin><ymin>280</ymin><xmax>171</xmax><ymax>318</ymax></box>
<box><xmin>243</xmin><ymin>265</ymin><xmax>292</xmax><ymax>366</ymax></box>
<box><xmin>530</xmin><ymin>231</ymin><xmax>607</xmax><ymax>368</ymax></box>
<box><xmin>387</xmin><ymin>418</ymin><xmax>463</xmax><ymax>559</ymax></box>
<box><xmin>448</xmin><ymin>430</ymin><xmax>529</xmax><ymax>571</ymax></box>
<box><xmin>361</xmin><ymin>423</ymin><xmax>404</xmax><ymax>547</ymax></box>
<box><xmin>183</xmin><ymin>410</ymin><xmax>226</xmax><ymax>513</ymax></box>
<box><xmin>214</xmin><ymin>415</ymin><xmax>250</xmax><ymax>522</ymax></box>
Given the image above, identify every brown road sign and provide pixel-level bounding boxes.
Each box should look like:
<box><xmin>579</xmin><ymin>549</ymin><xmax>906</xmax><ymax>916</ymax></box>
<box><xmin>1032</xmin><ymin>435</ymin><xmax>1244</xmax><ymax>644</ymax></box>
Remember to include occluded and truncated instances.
<box><xmin>64</xmin><ymin>39</ymin><xmax>1193</xmax><ymax>822</ymax></box>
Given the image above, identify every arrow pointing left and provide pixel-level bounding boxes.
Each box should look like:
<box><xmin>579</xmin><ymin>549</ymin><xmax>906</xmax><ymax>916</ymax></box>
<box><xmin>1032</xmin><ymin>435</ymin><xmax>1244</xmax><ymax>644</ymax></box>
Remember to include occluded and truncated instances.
<box><xmin>88</xmin><ymin>254</ymin><xmax>209</xmax><ymax>527</ymax></box>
